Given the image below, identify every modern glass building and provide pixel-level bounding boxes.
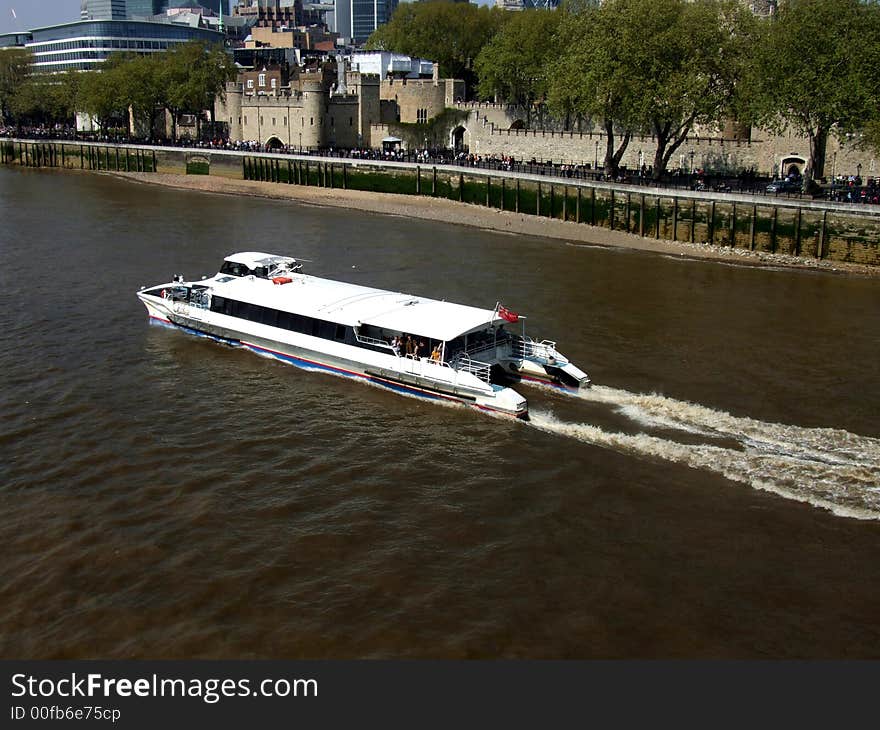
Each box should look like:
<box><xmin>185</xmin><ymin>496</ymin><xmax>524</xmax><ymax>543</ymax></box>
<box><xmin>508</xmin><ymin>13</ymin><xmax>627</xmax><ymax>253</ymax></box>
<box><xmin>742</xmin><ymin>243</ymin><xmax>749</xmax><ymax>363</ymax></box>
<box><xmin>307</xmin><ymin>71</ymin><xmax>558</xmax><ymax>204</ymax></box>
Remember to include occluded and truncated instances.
<box><xmin>26</xmin><ymin>20</ymin><xmax>225</xmax><ymax>72</ymax></box>
<box><xmin>80</xmin><ymin>1</ymin><xmax>230</xmax><ymax>20</ymax></box>
<box><xmin>0</xmin><ymin>32</ymin><xmax>32</xmax><ymax>49</ymax></box>
<box><xmin>126</xmin><ymin>1</ymin><xmax>165</xmax><ymax>17</ymax></box>
<box><xmin>340</xmin><ymin>0</ymin><xmax>398</xmax><ymax>44</ymax></box>
<box><xmin>80</xmin><ymin>0</ymin><xmax>128</xmax><ymax>20</ymax></box>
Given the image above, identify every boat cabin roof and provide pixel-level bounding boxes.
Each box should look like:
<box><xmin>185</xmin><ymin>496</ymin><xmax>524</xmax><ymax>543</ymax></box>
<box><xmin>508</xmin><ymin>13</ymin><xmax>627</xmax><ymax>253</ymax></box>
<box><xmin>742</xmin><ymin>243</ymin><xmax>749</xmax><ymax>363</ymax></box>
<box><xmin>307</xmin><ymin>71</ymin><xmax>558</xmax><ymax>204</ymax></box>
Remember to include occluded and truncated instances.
<box><xmin>224</xmin><ymin>252</ymin><xmax>298</xmax><ymax>270</ymax></box>
<box><xmin>211</xmin><ymin>252</ymin><xmax>504</xmax><ymax>342</ymax></box>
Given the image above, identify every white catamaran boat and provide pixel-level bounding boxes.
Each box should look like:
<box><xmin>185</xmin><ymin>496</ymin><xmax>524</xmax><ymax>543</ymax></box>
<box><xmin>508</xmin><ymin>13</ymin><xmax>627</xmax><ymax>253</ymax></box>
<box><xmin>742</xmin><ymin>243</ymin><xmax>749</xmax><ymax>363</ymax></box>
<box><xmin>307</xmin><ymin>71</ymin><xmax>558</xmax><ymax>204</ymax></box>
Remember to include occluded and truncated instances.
<box><xmin>137</xmin><ymin>252</ymin><xmax>590</xmax><ymax>419</ymax></box>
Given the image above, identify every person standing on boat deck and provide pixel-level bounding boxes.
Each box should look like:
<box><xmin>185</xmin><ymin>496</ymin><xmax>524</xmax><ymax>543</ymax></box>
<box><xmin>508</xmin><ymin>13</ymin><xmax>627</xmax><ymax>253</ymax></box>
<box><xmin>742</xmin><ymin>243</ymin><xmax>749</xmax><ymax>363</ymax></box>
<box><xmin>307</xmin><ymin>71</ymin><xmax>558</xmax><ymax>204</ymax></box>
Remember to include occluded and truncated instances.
<box><xmin>391</xmin><ymin>336</ymin><xmax>401</xmax><ymax>356</ymax></box>
<box><xmin>405</xmin><ymin>336</ymin><xmax>414</xmax><ymax>357</ymax></box>
<box><xmin>430</xmin><ymin>345</ymin><xmax>441</xmax><ymax>362</ymax></box>
<box><xmin>419</xmin><ymin>341</ymin><xmax>428</xmax><ymax>359</ymax></box>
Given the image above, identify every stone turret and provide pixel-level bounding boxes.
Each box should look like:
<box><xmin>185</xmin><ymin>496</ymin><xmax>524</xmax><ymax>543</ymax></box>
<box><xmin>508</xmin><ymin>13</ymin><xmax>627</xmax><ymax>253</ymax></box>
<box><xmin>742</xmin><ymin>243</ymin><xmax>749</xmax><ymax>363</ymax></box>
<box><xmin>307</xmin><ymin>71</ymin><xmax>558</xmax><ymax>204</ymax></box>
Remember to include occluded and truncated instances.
<box><xmin>348</xmin><ymin>72</ymin><xmax>380</xmax><ymax>148</ymax></box>
<box><xmin>301</xmin><ymin>80</ymin><xmax>325</xmax><ymax>148</ymax></box>
<box><xmin>217</xmin><ymin>81</ymin><xmax>243</xmax><ymax>141</ymax></box>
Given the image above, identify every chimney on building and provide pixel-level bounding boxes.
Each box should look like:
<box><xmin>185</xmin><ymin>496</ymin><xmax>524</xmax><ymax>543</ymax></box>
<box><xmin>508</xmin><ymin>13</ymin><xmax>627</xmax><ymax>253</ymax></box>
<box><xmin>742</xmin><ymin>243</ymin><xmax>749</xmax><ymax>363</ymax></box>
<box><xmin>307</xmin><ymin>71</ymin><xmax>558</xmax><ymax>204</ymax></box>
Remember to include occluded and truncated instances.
<box><xmin>432</xmin><ymin>62</ymin><xmax>439</xmax><ymax>87</ymax></box>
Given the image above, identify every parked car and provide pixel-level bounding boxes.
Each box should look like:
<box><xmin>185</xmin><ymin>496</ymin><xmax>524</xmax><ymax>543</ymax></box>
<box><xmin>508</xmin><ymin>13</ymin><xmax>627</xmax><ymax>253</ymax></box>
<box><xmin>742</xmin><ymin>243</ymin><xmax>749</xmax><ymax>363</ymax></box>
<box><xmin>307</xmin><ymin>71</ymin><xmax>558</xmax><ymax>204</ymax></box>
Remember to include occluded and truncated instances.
<box><xmin>766</xmin><ymin>179</ymin><xmax>801</xmax><ymax>193</ymax></box>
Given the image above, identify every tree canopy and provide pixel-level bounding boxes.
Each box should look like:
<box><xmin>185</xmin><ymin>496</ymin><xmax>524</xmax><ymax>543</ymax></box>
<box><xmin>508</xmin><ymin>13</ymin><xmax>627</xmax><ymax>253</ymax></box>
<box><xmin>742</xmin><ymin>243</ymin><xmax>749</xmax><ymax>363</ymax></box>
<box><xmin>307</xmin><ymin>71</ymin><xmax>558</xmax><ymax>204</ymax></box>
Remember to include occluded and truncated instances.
<box><xmin>5</xmin><ymin>41</ymin><xmax>236</xmax><ymax>139</ymax></box>
<box><xmin>364</xmin><ymin>2</ymin><xmax>507</xmax><ymax>88</ymax></box>
<box><xmin>550</xmin><ymin>0</ymin><xmax>755</xmax><ymax>179</ymax></box>
<box><xmin>744</xmin><ymin>0</ymin><xmax>880</xmax><ymax>183</ymax></box>
<box><xmin>474</xmin><ymin>9</ymin><xmax>561</xmax><ymax>126</ymax></box>
<box><xmin>0</xmin><ymin>48</ymin><xmax>33</xmax><ymax>126</ymax></box>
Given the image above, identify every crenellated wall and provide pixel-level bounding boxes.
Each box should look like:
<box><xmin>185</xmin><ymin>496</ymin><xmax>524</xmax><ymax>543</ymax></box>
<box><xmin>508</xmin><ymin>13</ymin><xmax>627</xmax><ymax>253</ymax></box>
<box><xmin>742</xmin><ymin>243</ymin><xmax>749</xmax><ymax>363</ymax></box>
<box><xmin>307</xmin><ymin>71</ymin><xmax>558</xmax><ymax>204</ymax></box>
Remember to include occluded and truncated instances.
<box><xmin>454</xmin><ymin>104</ymin><xmax>876</xmax><ymax>179</ymax></box>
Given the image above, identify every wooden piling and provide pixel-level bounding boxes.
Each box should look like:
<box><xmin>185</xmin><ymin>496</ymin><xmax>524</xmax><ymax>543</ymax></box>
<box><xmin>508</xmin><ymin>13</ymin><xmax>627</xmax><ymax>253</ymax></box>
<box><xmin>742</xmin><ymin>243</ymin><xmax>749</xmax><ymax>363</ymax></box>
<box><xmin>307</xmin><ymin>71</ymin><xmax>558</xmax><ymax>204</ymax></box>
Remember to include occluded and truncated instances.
<box><xmin>639</xmin><ymin>194</ymin><xmax>645</xmax><ymax>237</ymax></box>
<box><xmin>729</xmin><ymin>203</ymin><xmax>736</xmax><ymax>246</ymax></box>
<box><xmin>672</xmin><ymin>198</ymin><xmax>679</xmax><ymax>241</ymax></box>
<box><xmin>690</xmin><ymin>200</ymin><xmax>696</xmax><ymax>243</ymax></box>
<box><xmin>708</xmin><ymin>200</ymin><xmax>716</xmax><ymax>244</ymax></box>
<box><xmin>749</xmin><ymin>204</ymin><xmax>757</xmax><ymax>250</ymax></box>
<box><xmin>770</xmin><ymin>206</ymin><xmax>778</xmax><ymax>252</ymax></box>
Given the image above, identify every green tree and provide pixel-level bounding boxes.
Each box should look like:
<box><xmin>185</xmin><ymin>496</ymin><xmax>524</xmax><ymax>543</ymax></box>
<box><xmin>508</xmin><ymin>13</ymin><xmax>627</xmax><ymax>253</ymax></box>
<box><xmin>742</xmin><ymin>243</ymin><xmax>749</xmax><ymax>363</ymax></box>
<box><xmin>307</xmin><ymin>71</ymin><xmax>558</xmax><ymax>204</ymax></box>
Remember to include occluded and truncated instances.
<box><xmin>549</xmin><ymin>2</ymin><xmax>642</xmax><ymax>178</ymax></box>
<box><xmin>474</xmin><ymin>10</ymin><xmax>561</xmax><ymax>128</ymax></box>
<box><xmin>0</xmin><ymin>48</ymin><xmax>33</xmax><ymax>127</ymax></box>
<box><xmin>550</xmin><ymin>0</ymin><xmax>752</xmax><ymax>180</ymax></box>
<box><xmin>112</xmin><ymin>53</ymin><xmax>167</xmax><ymax>139</ymax></box>
<box><xmin>162</xmin><ymin>41</ymin><xmax>236</xmax><ymax>141</ymax></box>
<box><xmin>77</xmin><ymin>64</ymin><xmax>128</xmax><ymax>133</ymax></box>
<box><xmin>746</xmin><ymin>0</ymin><xmax>880</xmax><ymax>185</ymax></box>
<box><xmin>365</xmin><ymin>2</ymin><xmax>506</xmax><ymax>90</ymax></box>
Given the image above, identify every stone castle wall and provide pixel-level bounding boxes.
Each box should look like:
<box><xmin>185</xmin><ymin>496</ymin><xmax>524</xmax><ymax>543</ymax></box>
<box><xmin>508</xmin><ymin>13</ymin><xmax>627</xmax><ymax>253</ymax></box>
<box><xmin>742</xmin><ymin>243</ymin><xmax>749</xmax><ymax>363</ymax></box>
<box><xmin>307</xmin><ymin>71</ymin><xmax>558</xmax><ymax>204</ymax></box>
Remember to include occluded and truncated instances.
<box><xmin>454</xmin><ymin>103</ymin><xmax>876</xmax><ymax>179</ymax></box>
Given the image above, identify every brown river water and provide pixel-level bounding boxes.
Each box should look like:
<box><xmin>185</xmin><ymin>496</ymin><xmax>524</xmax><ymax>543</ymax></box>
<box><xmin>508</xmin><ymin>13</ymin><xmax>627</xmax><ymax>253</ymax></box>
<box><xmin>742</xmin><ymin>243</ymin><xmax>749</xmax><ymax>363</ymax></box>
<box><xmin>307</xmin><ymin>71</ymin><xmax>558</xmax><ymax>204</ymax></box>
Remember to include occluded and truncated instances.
<box><xmin>2</xmin><ymin>167</ymin><xmax>880</xmax><ymax>658</ymax></box>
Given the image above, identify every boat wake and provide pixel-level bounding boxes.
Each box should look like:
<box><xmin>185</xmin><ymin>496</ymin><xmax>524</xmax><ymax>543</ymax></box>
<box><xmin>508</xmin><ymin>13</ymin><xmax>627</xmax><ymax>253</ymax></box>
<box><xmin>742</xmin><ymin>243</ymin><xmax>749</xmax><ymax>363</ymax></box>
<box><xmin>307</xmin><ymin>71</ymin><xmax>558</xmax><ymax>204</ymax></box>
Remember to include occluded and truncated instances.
<box><xmin>527</xmin><ymin>385</ymin><xmax>880</xmax><ymax>520</ymax></box>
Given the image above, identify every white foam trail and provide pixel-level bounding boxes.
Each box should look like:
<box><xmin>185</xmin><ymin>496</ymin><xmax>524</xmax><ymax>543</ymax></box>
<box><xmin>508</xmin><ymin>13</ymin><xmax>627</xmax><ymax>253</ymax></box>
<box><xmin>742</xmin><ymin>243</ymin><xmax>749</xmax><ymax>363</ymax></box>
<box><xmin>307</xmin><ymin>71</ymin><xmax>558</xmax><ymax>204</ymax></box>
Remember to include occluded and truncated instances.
<box><xmin>576</xmin><ymin>385</ymin><xmax>880</xmax><ymax>469</ymax></box>
<box><xmin>528</xmin><ymin>398</ymin><xmax>880</xmax><ymax>521</ymax></box>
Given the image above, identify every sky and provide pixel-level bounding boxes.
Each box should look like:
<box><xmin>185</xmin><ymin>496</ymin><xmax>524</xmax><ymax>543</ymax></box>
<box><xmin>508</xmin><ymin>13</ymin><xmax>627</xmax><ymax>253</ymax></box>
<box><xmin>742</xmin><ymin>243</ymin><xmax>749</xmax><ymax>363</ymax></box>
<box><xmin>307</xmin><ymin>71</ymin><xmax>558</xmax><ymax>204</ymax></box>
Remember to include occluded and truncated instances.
<box><xmin>0</xmin><ymin>1</ymin><xmax>81</xmax><ymax>34</ymax></box>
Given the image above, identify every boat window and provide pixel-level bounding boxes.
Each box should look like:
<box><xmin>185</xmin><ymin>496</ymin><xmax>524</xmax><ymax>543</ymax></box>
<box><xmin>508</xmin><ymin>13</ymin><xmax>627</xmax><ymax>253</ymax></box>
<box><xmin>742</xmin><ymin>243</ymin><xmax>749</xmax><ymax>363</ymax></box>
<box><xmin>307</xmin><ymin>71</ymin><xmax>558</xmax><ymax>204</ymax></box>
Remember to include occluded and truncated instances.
<box><xmin>209</xmin><ymin>297</ymin><xmax>365</xmax><ymax>348</ymax></box>
<box><xmin>219</xmin><ymin>261</ymin><xmax>250</xmax><ymax>277</ymax></box>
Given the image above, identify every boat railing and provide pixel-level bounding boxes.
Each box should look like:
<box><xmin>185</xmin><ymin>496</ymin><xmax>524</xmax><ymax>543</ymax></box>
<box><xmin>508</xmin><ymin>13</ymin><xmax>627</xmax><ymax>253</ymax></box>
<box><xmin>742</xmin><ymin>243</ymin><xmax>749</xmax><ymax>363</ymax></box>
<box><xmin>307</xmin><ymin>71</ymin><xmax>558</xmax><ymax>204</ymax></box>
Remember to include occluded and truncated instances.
<box><xmin>451</xmin><ymin>352</ymin><xmax>492</xmax><ymax>384</ymax></box>
<box><xmin>512</xmin><ymin>336</ymin><xmax>559</xmax><ymax>362</ymax></box>
<box><xmin>463</xmin><ymin>340</ymin><xmax>499</xmax><ymax>359</ymax></box>
<box><xmin>354</xmin><ymin>331</ymin><xmax>395</xmax><ymax>352</ymax></box>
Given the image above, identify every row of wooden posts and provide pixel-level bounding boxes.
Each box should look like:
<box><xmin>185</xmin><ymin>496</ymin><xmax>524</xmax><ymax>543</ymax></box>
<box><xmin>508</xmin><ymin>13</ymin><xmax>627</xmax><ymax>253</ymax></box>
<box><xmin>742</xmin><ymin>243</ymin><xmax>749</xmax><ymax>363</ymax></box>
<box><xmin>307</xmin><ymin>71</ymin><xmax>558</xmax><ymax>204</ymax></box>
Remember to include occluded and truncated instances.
<box><xmin>0</xmin><ymin>141</ymin><xmax>156</xmax><ymax>173</ymax></box>
<box><xmin>241</xmin><ymin>155</ymin><xmax>831</xmax><ymax>258</ymax></box>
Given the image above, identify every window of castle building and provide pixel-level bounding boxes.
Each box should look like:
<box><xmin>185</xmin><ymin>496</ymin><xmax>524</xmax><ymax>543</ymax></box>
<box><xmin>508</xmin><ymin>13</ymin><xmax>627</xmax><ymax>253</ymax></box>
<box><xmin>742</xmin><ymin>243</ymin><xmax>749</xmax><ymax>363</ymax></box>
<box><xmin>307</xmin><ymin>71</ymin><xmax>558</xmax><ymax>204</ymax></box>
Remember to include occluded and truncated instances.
<box><xmin>272</xmin><ymin>118</ymin><xmax>276</xmax><ymax>126</ymax></box>
<box><xmin>284</xmin><ymin>117</ymin><xmax>287</xmax><ymax>126</ymax></box>
<box><xmin>258</xmin><ymin>74</ymin><xmax>266</xmax><ymax>88</ymax></box>
<box><xmin>271</xmin><ymin>78</ymin><xmax>277</xmax><ymax>89</ymax></box>
<box><xmin>246</xmin><ymin>79</ymin><xmax>254</xmax><ymax>89</ymax></box>
<box><xmin>310</xmin><ymin>118</ymin><xmax>313</xmax><ymax>126</ymax></box>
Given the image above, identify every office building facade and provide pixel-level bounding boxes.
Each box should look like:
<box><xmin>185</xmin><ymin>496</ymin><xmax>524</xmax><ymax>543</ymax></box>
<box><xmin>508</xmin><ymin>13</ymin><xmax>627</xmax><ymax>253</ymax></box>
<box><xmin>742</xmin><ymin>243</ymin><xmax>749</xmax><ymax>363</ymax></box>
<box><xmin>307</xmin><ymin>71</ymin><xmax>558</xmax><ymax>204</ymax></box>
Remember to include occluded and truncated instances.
<box><xmin>80</xmin><ymin>1</ymin><xmax>127</xmax><ymax>20</ymax></box>
<box><xmin>27</xmin><ymin>19</ymin><xmax>224</xmax><ymax>72</ymax></box>
<box><xmin>333</xmin><ymin>0</ymin><xmax>398</xmax><ymax>44</ymax></box>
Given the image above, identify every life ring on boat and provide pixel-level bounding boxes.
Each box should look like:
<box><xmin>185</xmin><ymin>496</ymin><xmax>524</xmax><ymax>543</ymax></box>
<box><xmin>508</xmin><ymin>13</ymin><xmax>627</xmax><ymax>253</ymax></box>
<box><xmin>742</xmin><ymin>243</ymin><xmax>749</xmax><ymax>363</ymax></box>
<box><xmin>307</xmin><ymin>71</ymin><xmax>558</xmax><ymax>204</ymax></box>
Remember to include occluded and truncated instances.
<box><xmin>272</xmin><ymin>276</ymin><xmax>293</xmax><ymax>285</ymax></box>
<box><xmin>161</xmin><ymin>289</ymin><xmax>167</xmax><ymax>299</ymax></box>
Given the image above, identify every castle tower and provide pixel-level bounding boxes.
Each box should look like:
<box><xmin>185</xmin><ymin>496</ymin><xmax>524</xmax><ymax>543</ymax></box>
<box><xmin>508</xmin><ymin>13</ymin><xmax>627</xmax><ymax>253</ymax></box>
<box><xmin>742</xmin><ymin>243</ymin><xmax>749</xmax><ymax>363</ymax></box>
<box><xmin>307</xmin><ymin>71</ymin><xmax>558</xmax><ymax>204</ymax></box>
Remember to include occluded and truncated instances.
<box><xmin>301</xmin><ymin>80</ymin><xmax>326</xmax><ymax>148</ymax></box>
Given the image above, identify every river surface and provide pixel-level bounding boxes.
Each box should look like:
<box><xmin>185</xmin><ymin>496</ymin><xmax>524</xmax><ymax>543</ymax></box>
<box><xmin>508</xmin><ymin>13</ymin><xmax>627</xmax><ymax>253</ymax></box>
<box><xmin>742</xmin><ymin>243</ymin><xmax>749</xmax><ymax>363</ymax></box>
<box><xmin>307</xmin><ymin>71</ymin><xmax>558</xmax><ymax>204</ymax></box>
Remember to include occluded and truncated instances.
<box><xmin>2</xmin><ymin>167</ymin><xmax>880</xmax><ymax>658</ymax></box>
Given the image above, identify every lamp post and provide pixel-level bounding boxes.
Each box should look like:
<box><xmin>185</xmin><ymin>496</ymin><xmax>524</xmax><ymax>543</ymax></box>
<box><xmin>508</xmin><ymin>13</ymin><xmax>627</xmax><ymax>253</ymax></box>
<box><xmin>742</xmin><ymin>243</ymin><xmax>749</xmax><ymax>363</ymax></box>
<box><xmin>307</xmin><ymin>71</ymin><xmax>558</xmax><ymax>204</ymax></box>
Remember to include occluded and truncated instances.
<box><xmin>638</xmin><ymin>149</ymin><xmax>643</xmax><ymax>176</ymax></box>
<box><xmin>857</xmin><ymin>162</ymin><xmax>862</xmax><ymax>182</ymax></box>
<box><xmin>594</xmin><ymin>139</ymin><xmax>599</xmax><ymax>170</ymax></box>
<box><xmin>298</xmin><ymin>132</ymin><xmax>302</xmax><ymax>153</ymax></box>
<box><xmin>832</xmin><ymin>151</ymin><xmax>837</xmax><ymax>180</ymax></box>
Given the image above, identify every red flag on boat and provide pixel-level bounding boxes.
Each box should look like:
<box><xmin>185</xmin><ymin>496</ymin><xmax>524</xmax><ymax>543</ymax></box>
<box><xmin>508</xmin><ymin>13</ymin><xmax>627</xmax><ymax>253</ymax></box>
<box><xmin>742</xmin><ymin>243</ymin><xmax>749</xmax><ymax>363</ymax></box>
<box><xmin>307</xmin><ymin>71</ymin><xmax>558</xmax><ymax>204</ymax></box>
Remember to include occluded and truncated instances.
<box><xmin>498</xmin><ymin>305</ymin><xmax>519</xmax><ymax>323</ymax></box>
